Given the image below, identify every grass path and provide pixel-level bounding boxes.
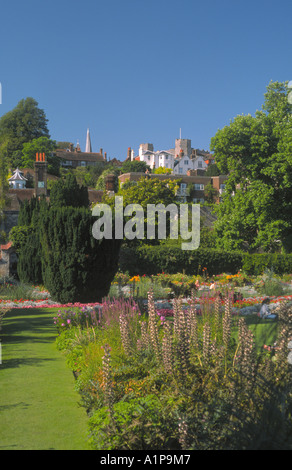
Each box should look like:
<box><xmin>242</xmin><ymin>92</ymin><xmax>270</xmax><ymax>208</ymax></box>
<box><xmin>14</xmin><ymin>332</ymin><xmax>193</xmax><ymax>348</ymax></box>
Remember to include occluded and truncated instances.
<box><xmin>0</xmin><ymin>308</ymin><xmax>91</xmax><ymax>450</ymax></box>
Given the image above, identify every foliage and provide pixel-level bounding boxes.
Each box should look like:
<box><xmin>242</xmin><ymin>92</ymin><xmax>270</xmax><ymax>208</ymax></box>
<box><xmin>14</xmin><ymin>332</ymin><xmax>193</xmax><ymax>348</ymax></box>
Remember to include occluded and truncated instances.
<box><xmin>70</xmin><ymin>164</ymin><xmax>105</xmax><ymax>188</ymax></box>
<box><xmin>95</xmin><ymin>165</ymin><xmax>120</xmax><ymax>191</ymax></box>
<box><xmin>49</xmin><ymin>173</ymin><xmax>89</xmax><ymax>208</ymax></box>
<box><xmin>211</xmin><ymin>81</ymin><xmax>292</xmax><ymax>252</ymax></box>
<box><xmin>0</xmin><ymin>97</ymin><xmax>50</xmax><ymax>168</ymax></box>
<box><xmin>153</xmin><ymin>166</ymin><xmax>173</xmax><ymax>174</ymax></box>
<box><xmin>16</xmin><ymin>194</ymin><xmax>122</xmax><ymax>302</ymax></box>
<box><xmin>205</xmin><ymin>163</ymin><xmax>221</xmax><ymax>176</ymax></box>
<box><xmin>101</xmin><ymin>177</ymin><xmax>179</xmax><ymax>247</ymax></box>
<box><xmin>204</xmin><ymin>182</ymin><xmax>219</xmax><ymax>204</ymax></box>
<box><xmin>120</xmin><ymin>160</ymin><xmax>150</xmax><ymax>174</ymax></box>
<box><xmin>9</xmin><ymin>225</ymin><xmax>34</xmax><ymax>253</ymax></box>
<box><xmin>242</xmin><ymin>253</ymin><xmax>292</xmax><ymax>276</ymax></box>
<box><xmin>88</xmin><ymin>395</ymin><xmax>177</xmax><ymax>450</ymax></box>
<box><xmin>113</xmin><ymin>176</ymin><xmax>178</xmax><ymax>208</ymax></box>
<box><xmin>119</xmin><ymin>244</ymin><xmax>243</xmax><ymax>276</ymax></box>
<box><xmin>0</xmin><ymin>138</ymin><xmax>10</xmax><ymax>211</ymax></box>
<box><xmin>57</xmin><ymin>293</ymin><xmax>292</xmax><ymax>450</ymax></box>
<box><xmin>21</xmin><ymin>136</ymin><xmax>60</xmax><ymax>176</ymax></box>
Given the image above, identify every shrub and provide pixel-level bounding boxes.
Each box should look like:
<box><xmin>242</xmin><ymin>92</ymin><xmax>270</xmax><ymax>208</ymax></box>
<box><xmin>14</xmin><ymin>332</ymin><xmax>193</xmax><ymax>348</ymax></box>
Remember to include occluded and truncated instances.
<box><xmin>17</xmin><ymin>203</ymin><xmax>122</xmax><ymax>302</ymax></box>
<box><xmin>242</xmin><ymin>253</ymin><xmax>292</xmax><ymax>276</ymax></box>
<box><xmin>88</xmin><ymin>395</ymin><xmax>178</xmax><ymax>450</ymax></box>
<box><xmin>119</xmin><ymin>244</ymin><xmax>243</xmax><ymax>276</ymax></box>
<box><xmin>57</xmin><ymin>292</ymin><xmax>292</xmax><ymax>450</ymax></box>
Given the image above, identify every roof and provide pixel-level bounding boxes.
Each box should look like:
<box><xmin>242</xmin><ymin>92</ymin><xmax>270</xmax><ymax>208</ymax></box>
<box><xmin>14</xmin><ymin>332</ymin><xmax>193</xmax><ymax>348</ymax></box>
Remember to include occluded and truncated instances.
<box><xmin>55</xmin><ymin>149</ymin><xmax>105</xmax><ymax>163</ymax></box>
<box><xmin>8</xmin><ymin>168</ymin><xmax>28</xmax><ymax>181</ymax></box>
<box><xmin>88</xmin><ymin>190</ymin><xmax>104</xmax><ymax>204</ymax></box>
<box><xmin>4</xmin><ymin>188</ymin><xmax>104</xmax><ymax>211</ymax></box>
<box><xmin>1</xmin><ymin>241</ymin><xmax>13</xmax><ymax>251</ymax></box>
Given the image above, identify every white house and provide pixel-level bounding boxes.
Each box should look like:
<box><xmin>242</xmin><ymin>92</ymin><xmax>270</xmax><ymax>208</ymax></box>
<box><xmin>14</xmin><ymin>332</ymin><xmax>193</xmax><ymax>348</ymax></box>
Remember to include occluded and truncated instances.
<box><xmin>139</xmin><ymin>146</ymin><xmax>175</xmax><ymax>171</ymax></box>
<box><xmin>173</xmin><ymin>154</ymin><xmax>207</xmax><ymax>175</ymax></box>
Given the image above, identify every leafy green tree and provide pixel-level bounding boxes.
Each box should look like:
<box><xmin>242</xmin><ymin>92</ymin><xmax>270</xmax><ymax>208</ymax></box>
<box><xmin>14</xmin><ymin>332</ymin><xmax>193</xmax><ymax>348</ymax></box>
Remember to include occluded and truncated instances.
<box><xmin>115</xmin><ymin>177</ymin><xmax>178</xmax><ymax>209</ymax></box>
<box><xmin>205</xmin><ymin>163</ymin><xmax>221</xmax><ymax>176</ymax></box>
<box><xmin>95</xmin><ymin>166</ymin><xmax>120</xmax><ymax>192</ymax></box>
<box><xmin>0</xmin><ymin>97</ymin><xmax>50</xmax><ymax>168</ymax></box>
<box><xmin>211</xmin><ymin>81</ymin><xmax>292</xmax><ymax>252</ymax></box>
<box><xmin>153</xmin><ymin>166</ymin><xmax>172</xmax><ymax>174</ymax></box>
<box><xmin>0</xmin><ymin>138</ymin><xmax>10</xmax><ymax>211</ymax></box>
<box><xmin>204</xmin><ymin>182</ymin><xmax>219</xmax><ymax>204</ymax></box>
<box><xmin>120</xmin><ymin>160</ymin><xmax>150</xmax><ymax>174</ymax></box>
<box><xmin>9</xmin><ymin>225</ymin><xmax>34</xmax><ymax>254</ymax></box>
<box><xmin>21</xmin><ymin>136</ymin><xmax>60</xmax><ymax>175</ymax></box>
<box><xmin>101</xmin><ymin>177</ymin><xmax>179</xmax><ymax>246</ymax></box>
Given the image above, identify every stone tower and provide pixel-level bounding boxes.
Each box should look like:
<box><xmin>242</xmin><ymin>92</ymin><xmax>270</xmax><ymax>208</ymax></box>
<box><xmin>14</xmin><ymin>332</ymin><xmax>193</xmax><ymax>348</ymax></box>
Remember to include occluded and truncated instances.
<box><xmin>34</xmin><ymin>152</ymin><xmax>48</xmax><ymax>197</ymax></box>
<box><xmin>175</xmin><ymin>139</ymin><xmax>191</xmax><ymax>158</ymax></box>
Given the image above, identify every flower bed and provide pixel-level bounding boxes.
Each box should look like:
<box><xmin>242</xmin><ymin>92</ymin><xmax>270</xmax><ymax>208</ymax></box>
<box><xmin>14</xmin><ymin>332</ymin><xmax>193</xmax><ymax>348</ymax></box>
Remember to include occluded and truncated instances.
<box><xmin>53</xmin><ymin>292</ymin><xmax>292</xmax><ymax>450</ymax></box>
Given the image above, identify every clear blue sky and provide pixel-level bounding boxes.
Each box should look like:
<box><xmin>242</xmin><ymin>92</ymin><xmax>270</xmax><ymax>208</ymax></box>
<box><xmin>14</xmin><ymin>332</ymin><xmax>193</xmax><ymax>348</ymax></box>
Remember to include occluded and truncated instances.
<box><xmin>0</xmin><ymin>0</ymin><xmax>291</xmax><ymax>160</ymax></box>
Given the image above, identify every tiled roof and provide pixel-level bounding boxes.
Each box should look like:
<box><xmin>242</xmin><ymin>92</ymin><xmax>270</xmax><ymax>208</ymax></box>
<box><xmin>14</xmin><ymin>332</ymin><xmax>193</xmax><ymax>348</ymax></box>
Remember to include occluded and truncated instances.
<box><xmin>55</xmin><ymin>150</ymin><xmax>105</xmax><ymax>162</ymax></box>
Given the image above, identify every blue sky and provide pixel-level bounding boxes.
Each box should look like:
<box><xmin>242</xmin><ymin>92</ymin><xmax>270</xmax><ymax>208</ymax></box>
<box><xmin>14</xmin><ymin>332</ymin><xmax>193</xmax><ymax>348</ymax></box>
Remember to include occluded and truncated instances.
<box><xmin>0</xmin><ymin>0</ymin><xmax>291</xmax><ymax>160</ymax></box>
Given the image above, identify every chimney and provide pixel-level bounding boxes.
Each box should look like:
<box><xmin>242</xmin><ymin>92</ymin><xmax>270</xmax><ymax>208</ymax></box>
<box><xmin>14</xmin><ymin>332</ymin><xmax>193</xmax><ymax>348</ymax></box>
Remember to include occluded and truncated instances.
<box><xmin>127</xmin><ymin>147</ymin><xmax>131</xmax><ymax>159</ymax></box>
<box><xmin>34</xmin><ymin>152</ymin><xmax>48</xmax><ymax>197</ymax></box>
<box><xmin>100</xmin><ymin>148</ymin><xmax>103</xmax><ymax>156</ymax></box>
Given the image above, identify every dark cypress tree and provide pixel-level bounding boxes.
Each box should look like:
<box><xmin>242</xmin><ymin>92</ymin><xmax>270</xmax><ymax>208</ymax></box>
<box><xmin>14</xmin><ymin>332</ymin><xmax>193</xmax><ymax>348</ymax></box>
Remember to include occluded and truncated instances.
<box><xmin>39</xmin><ymin>206</ymin><xmax>121</xmax><ymax>303</ymax></box>
<box><xmin>15</xmin><ymin>174</ymin><xmax>121</xmax><ymax>302</ymax></box>
<box><xmin>49</xmin><ymin>173</ymin><xmax>89</xmax><ymax>208</ymax></box>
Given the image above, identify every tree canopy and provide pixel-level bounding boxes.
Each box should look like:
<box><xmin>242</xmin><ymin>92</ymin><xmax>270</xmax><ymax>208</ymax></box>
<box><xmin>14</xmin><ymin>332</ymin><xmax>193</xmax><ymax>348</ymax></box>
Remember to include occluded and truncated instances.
<box><xmin>0</xmin><ymin>97</ymin><xmax>50</xmax><ymax>168</ymax></box>
<box><xmin>211</xmin><ymin>81</ymin><xmax>292</xmax><ymax>252</ymax></box>
<box><xmin>21</xmin><ymin>136</ymin><xmax>60</xmax><ymax>175</ymax></box>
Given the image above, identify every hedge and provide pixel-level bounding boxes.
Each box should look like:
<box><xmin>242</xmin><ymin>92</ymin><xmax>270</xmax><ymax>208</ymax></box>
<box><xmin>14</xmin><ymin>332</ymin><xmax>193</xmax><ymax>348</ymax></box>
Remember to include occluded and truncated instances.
<box><xmin>119</xmin><ymin>245</ymin><xmax>292</xmax><ymax>277</ymax></box>
<box><xmin>119</xmin><ymin>245</ymin><xmax>243</xmax><ymax>276</ymax></box>
<box><xmin>242</xmin><ymin>253</ymin><xmax>292</xmax><ymax>276</ymax></box>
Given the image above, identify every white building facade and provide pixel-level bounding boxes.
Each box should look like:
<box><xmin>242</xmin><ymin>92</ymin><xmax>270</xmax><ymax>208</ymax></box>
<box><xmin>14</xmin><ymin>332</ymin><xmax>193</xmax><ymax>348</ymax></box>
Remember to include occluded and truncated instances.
<box><xmin>137</xmin><ymin>139</ymin><xmax>208</xmax><ymax>175</ymax></box>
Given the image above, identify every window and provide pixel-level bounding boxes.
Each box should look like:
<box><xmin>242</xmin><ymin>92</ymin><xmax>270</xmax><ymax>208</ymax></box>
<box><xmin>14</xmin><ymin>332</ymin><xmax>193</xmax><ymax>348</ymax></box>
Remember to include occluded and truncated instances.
<box><xmin>179</xmin><ymin>168</ymin><xmax>183</xmax><ymax>174</ymax></box>
<box><xmin>220</xmin><ymin>184</ymin><xmax>226</xmax><ymax>190</ymax></box>
<box><xmin>198</xmin><ymin>161</ymin><xmax>202</xmax><ymax>168</ymax></box>
<box><xmin>193</xmin><ymin>183</ymin><xmax>204</xmax><ymax>190</ymax></box>
<box><xmin>81</xmin><ymin>161</ymin><xmax>86</xmax><ymax>167</ymax></box>
<box><xmin>184</xmin><ymin>160</ymin><xmax>189</xmax><ymax>165</ymax></box>
<box><xmin>181</xmin><ymin>183</ymin><xmax>187</xmax><ymax>189</ymax></box>
<box><xmin>193</xmin><ymin>197</ymin><xmax>205</xmax><ymax>203</ymax></box>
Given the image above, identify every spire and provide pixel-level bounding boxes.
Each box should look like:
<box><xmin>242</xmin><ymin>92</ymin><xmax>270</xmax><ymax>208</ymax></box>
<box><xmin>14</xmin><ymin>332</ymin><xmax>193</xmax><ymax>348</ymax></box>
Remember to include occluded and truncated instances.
<box><xmin>85</xmin><ymin>128</ymin><xmax>92</xmax><ymax>153</ymax></box>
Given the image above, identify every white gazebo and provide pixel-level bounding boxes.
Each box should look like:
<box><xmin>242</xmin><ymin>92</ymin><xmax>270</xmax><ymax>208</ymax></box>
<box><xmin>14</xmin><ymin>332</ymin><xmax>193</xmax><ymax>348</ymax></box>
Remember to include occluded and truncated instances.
<box><xmin>8</xmin><ymin>168</ymin><xmax>28</xmax><ymax>189</ymax></box>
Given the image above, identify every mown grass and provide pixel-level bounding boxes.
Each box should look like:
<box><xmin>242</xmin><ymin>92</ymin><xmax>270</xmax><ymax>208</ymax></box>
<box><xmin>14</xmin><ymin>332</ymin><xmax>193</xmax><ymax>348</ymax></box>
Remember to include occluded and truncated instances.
<box><xmin>0</xmin><ymin>308</ymin><xmax>91</xmax><ymax>450</ymax></box>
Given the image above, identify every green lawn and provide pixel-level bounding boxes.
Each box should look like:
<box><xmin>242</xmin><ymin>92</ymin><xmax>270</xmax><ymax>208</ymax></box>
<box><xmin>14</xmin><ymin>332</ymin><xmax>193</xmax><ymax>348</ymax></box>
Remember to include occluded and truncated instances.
<box><xmin>0</xmin><ymin>308</ymin><xmax>91</xmax><ymax>450</ymax></box>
